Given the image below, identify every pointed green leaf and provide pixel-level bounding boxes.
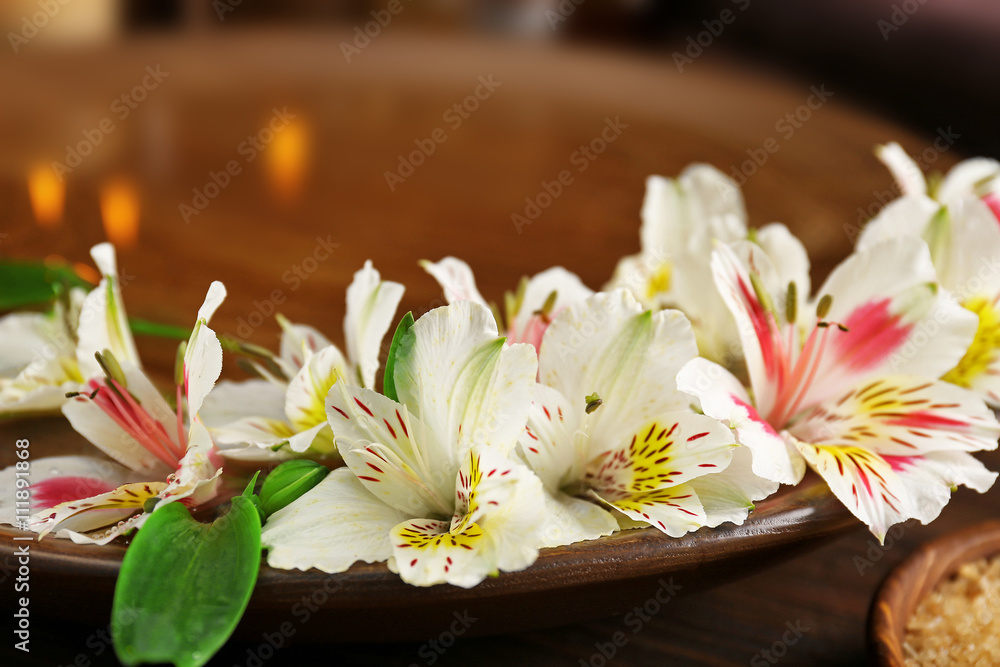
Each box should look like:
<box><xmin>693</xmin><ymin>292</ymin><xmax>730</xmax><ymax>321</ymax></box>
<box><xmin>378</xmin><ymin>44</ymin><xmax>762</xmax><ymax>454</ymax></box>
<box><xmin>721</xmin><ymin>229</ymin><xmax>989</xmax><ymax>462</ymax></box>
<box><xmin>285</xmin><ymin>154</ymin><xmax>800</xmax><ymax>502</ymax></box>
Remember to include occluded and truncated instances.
<box><xmin>111</xmin><ymin>491</ymin><xmax>262</xmax><ymax>667</ymax></box>
<box><xmin>259</xmin><ymin>460</ymin><xmax>330</xmax><ymax>518</ymax></box>
<box><xmin>382</xmin><ymin>311</ymin><xmax>414</xmax><ymax>402</ymax></box>
<box><xmin>0</xmin><ymin>260</ymin><xmax>92</xmax><ymax>311</ymax></box>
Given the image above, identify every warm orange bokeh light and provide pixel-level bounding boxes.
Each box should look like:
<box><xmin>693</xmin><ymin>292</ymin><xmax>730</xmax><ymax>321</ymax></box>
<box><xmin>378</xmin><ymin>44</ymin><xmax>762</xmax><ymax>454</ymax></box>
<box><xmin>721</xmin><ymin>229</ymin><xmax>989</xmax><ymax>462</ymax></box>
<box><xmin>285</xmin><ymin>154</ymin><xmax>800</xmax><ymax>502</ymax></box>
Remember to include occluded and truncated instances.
<box><xmin>100</xmin><ymin>178</ymin><xmax>140</xmax><ymax>249</ymax></box>
<box><xmin>267</xmin><ymin>119</ymin><xmax>309</xmax><ymax>204</ymax></box>
<box><xmin>28</xmin><ymin>165</ymin><xmax>65</xmax><ymax>229</ymax></box>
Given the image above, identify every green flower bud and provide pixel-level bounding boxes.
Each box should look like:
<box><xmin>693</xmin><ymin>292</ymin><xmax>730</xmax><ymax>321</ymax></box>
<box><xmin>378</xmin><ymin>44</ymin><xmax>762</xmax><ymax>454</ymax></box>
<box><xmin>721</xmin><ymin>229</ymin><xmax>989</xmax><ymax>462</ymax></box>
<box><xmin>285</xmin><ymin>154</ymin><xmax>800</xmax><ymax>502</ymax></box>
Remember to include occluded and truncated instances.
<box><xmin>259</xmin><ymin>460</ymin><xmax>330</xmax><ymax>518</ymax></box>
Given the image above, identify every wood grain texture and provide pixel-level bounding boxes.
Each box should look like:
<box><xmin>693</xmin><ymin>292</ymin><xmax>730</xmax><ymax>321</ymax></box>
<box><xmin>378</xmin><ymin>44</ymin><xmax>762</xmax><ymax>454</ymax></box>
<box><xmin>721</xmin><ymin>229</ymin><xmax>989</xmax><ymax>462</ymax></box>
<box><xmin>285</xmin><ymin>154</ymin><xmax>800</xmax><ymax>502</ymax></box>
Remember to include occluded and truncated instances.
<box><xmin>0</xmin><ymin>30</ymin><xmax>986</xmax><ymax>665</ymax></box>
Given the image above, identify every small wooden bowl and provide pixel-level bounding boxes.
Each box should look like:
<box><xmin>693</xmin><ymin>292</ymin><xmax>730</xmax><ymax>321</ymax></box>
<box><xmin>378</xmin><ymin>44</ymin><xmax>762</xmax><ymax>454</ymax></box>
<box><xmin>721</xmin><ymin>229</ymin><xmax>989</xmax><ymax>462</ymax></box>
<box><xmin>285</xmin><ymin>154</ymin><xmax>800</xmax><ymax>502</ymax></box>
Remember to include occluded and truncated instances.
<box><xmin>869</xmin><ymin>520</ymin><xmax>1000</xmax><ymax>666</ymax></box>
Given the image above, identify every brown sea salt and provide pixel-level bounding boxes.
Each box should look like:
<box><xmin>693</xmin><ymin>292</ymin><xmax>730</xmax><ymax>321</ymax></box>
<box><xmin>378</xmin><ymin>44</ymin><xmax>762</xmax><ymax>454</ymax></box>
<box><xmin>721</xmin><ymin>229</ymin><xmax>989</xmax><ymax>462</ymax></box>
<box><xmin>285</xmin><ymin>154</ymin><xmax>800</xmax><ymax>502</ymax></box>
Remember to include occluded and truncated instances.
<box><xmin>904</xmin><ymin>555</ymin><xmax>1000</xmax><ymax>666</ymax></box>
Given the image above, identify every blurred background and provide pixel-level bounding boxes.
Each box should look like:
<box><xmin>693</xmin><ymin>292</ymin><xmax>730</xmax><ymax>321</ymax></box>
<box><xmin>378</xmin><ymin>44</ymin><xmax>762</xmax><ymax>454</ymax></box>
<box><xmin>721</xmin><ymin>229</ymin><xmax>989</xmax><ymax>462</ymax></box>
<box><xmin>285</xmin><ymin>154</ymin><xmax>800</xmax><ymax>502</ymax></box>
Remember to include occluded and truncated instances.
<box><xmin>5</xmin><ymin>4</ymin><xmax>1000</xmax><ymax>665</ymax></box>
<box><xmin>0</xmin><ymin>0</ymin><xmax>997</xmax><ymax>367</ymax></box>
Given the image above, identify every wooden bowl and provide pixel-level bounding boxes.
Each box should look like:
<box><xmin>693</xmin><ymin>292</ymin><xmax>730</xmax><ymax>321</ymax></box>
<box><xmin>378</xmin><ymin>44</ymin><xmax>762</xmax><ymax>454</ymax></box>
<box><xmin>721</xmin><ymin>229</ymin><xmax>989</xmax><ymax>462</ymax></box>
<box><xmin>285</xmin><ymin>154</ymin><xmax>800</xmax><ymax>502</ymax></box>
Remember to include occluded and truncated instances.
<box><xmin>869</xmin><ymin>520</ymin><xmax>1000</xmax><ymax>665</ymax></box>
<box><xmin>0</xmin><ymin>416</ymin><xmax>859</xmax><ymax>643</ymax></box>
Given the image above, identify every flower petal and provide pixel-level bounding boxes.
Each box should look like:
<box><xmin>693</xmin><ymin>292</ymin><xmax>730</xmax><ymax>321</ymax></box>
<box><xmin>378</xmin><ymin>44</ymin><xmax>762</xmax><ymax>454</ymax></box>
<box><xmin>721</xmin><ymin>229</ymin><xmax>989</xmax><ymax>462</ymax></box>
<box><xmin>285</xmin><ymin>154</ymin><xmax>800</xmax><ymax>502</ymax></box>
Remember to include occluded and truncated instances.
<box><xmin>61</xmin><ymin>366</ymin><xmax>176</xmax><ymax>478</ymax></box>
<box><xmin>392</xmin><ymin>446</ymin><xmax>544</xmax><ymax>587</ymax></box>
<box><xmin>30</xmin><ymin>480</ymin><xmax>165</xmax><ymax>542</ymax></box>
<box><xmin>328</xmin><ymin>382</ymin><xmax>452</xmax><ymax>516</ymax></box>
<box><xmin>876</xmin><ymin>142</ymin><xmax>927</xmax><ymax>197</ymax></box>
<box><xmin>591</xmin><ymin>482</ymin><xmax>707</xmax><ymax>538</ymax></box>
<box><xmin>814</xmin><ymin>238</ymin><xmax>976</xmax><ymax>385</ymax></box>
<box><xmin>394</xmin><ymin>300</ymin><xmax>538</xmax><ymax>461</ymax></box>
<box><xmin>285</xmin><ymin>345</ymin><xmax>349</xmax><ymax>433</ymax></box>
<box><xmin>510</xmin><ymin>267</ymin><xmax>593</xmax><ymax>344</ymax></box>
<box><xmin>677</xmin><ymin>357</ymin><xmax>806</xmax><ymax>485</ymax></box>
<box><xmin>516</xmin><ymin>383</ymin><xmax>580</xmax><ymax>493</ymax></box>
<box><xmin>200</xmin><ymin>379</ymin><xmax>288</xmax><ymax>429</ymax></box>
<box><xmin>789</xmin><ymin>376</ymin><xmax>1000</xmax><ymax>457</ymax></box>
<box><xmin>344</xmin><ymin>260</ymin><xmax>405</xmax><ymax>389</ymax></box>
<box><xmin>687</xmin><ymin>446</ymin><xmax>780</xmax><ymax>528</ymax></box>
<box><xmin>276</xmin><ymin>315</ymin><xmax>332</xmax><ymax>376</ymax></box>
<box><xmin>534</xmin><ymin>490</ymin><xmax>618</xmax><ymax>549</ymax></box>
<box><xmin>585</xmin><ymin>412</ymin><xmax>736</xmax><ymax>496</ymax></box>
<box><xmin>262</xmin><ymin>468</ymin><xmax>409</xmax><ymax>573</ymax></box>
<box><xmin>76</xmin><ymin>243</ymin><xmax>141</xmax><ymax>378</ymax></box>
<box><xmin>420</xmin><ymin>257</ymin><xmax>488</xmax><ymax>305</ymax></box>
<box><xmin>183</xmin><ymin>281</ymin><xmax>226</xmax><ymax>417</ymax></box>
<box><xmin>0</xmin><ymin>455</ymin><xmax>136</xmax><ymax>526</ymax></box>
<box><xmin>540</xmin><ymin>290</ymin><xmax>700</xmax><ymax>457</ymax></box>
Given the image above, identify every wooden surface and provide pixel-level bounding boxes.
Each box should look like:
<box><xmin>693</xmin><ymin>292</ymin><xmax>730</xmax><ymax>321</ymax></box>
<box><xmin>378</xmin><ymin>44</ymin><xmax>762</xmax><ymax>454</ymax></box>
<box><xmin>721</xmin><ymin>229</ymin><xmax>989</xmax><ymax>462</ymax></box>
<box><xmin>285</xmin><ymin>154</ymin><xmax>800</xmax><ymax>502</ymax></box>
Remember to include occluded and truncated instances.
<box><xmin>0</xmin><ymin>30</ymin><xmax>991</xmax><ymax>665</ymax></box>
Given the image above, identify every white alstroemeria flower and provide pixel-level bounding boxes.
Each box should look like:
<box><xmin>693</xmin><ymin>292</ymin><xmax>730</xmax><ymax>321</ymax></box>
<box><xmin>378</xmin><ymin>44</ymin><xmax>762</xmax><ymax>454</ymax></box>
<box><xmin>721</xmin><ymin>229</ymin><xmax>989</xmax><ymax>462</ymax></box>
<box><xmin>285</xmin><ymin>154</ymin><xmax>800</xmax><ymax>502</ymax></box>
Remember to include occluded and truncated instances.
<box><xmin>261</xmin><ymin>301</ymin><xmax>545</xmax><ymax>588</ymax></box>
<box><xmin>859</xmin><ymin>143</ymin><xmax>1000</xmax><ymax>406</ymax></box>
<box><xmin>421</xmin><ymin>256</ymin><xmax>592</xmax><ymax>352</ymax></box>
<box><xmin>0</xmin><ymin>243</ymin><xmax>139</xmax><ymax>414</ymax></box>
<box><xmin>2</xmin><ymin>283</ymin><xmax>228</xmax><ymax>545</ymax></box>
<box><xmin>678</xmin><ymin>238</ymin><xmax>999</xmax><ymax>542</ymax></box>
<box><xmin>517</xmin><ymin>289</ymin><xmax>777</xmax><ymax>548</ymax></box>
<box><xmin>604</xmin><ymin>164</ymin><xmax>805</xmax><ymax>367</ymax></box>
<box><xmin>204</xmin><ymin>261</ymin><xmax>403</xmax><ymax>459</ymax></box>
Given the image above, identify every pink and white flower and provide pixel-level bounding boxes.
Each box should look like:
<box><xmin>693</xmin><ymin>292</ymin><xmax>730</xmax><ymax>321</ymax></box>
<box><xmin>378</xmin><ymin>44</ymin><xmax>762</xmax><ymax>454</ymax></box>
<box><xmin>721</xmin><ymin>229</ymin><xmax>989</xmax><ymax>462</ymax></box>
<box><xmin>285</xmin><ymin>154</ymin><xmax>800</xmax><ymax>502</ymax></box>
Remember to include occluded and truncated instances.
<box><xmin>0</xmin><ymin>282</ymin><xmax>228</xmax><ymax>544</ymax></box>
<box><xmin>678</xmin><ymin>237</ymin><xmax>999</xmax><ymax>541</ymax></box>
<box><xmin>859</xmin><ymin>143</ymin><xmax>1000</xmax><ymax>406</ymax></box>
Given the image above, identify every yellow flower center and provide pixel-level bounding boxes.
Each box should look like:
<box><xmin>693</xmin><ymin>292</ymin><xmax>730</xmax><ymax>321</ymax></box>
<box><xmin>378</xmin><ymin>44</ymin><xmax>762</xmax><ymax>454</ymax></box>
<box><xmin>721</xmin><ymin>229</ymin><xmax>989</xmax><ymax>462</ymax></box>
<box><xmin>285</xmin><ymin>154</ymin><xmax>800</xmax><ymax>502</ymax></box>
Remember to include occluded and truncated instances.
<box><xmin>645</xmin><ymin>262</ymin><xmax>672</xmax><ymax>301</ymax></box>
<box><xmin>944</xmin><ymin>296</ymin><xmax>1000</xmax><ymax>387</ymax></box>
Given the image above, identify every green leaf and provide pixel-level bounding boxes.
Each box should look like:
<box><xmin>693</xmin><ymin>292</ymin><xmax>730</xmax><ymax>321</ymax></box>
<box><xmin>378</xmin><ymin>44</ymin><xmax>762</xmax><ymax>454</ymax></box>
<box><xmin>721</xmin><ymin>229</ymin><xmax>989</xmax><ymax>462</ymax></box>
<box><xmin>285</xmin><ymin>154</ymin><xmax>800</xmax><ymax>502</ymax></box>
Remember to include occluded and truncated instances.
<box><xmin>111</xmin><ymin>488</ymin><xmax>262</xmax><ymax>667</ymax></box>
<box><xmin>129</xmin><ymin>317</ymin><xmax>191</xmax><ymax>340</ymax></box>
<box><xmin>259</xmin><ymin>460</ymin><xmax>330</xmax><ymax>518</ymax></box>
<box><xmin>382</xmin><ymin>311</ymin><xmax>414</xmax><ymax>402</ymax></box>
<box><xmin>0</xmin><ymin>260</ymin><xmax>92</xmax><ymax>311</ymax></box>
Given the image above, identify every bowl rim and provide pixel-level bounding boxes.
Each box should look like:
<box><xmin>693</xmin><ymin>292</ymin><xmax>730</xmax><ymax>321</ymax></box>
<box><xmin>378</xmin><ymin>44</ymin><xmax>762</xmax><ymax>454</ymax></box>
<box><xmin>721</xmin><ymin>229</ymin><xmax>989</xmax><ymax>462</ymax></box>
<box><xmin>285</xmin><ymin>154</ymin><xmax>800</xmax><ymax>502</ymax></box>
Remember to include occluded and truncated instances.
<box><xmin>868</xmin><ymin>519</ymin><xmax>1000</xmax><ymax>666</ymax></box>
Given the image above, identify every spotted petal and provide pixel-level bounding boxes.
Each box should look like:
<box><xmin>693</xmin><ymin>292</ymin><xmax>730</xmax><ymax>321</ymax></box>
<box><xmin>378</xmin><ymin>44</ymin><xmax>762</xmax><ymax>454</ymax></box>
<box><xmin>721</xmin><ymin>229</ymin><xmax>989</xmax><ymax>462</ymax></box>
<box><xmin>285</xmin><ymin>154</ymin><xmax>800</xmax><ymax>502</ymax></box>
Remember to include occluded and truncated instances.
<box><xmin>540</xmin><ymin>290</ymin><xmax>699</xmax><ymax>458</ymax></box>
<box><xmin>516</xmin><ymin>383</ymin><xmax>580</xmax><ymax>493</ymax></box>
<box><xmin>30</xmin><ymin>480</ymin><xmax>165</xmax><ymax>544</ymax></box>
<box><xmin>677</xmin><ymin>357</ymin><xmax>806</xmax><ymax>485</ymax></box>
<box><xmin>585</xmin><ymin>412</ymin><xmax>735</xmax><ymax>537</ymax></box>
<box><xmin>788</xmin><ymin>376</ymin><xmax>1000</xmax><ymax>457</ymax></box>
<box><xmin>390</xmin><ymin>446</ymin><xmax>543</xmax><ymax>588</ymax></box>
<box><xmin>328</xmin><ymin>381</ymin><xmax>452</xmax><ymax>517</ymax></box>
